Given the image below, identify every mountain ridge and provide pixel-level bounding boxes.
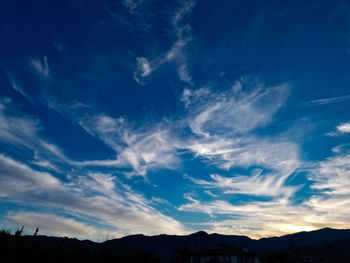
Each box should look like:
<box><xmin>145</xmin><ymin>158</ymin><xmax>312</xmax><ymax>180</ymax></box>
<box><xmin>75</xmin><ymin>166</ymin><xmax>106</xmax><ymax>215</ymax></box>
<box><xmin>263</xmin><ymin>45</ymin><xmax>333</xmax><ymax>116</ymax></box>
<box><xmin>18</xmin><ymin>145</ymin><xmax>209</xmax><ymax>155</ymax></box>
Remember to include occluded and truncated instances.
<box><xmin>10</xmin><ymin>227</ymin><xmax>350</xmax><ymax>261</ymax></box>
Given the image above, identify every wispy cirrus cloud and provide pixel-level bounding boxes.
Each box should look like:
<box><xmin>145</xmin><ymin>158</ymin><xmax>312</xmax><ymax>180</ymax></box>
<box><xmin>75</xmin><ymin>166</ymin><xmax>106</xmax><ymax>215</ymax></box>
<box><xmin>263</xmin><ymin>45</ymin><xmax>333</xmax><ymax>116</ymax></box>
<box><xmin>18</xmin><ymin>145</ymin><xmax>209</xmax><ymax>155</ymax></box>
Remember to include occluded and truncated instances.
<box><xmin>179</xmin><ymin>139</ymin><xmax>350</xmax><ymax>238</ymax></box>
<box><xmin>30</xmin><ymin>56</ymin><xmax>50</xmax><ymax>78</ymax></box>
<box><xmin>184</xmin><ymin>79</ymin><xmax>290</xmax><ymax>137</ymax></box>
<box><xmin>7</xmin><ymin>74</ymin><xmax>31</xmax><ymax>100</ymax></box>
<box><xmin>4</xmin><ymin>63</ymin><xmax>314</xmax><ymax>239</ymax></box>
<box><xmin>178</xmin><ymin>190</ymin><xmax>350</xmax><ymax>238</ymax></box>
<box><xmin>122</xmin><ymin>0</ymin><xmax>146</xmax><ymax>14</ymax></box>
<box><xmin>133</xmin><ymin>0</ymin><xmax>196</xmax><ymax>84</ymax></box>
<box><xmin>78</xmin><ymin>114</ymin><xmax>180</xmax><ymax>176</ymax></box>
<box><xmin>180</xmin><ymin>78</ymin><xmax>299</xmax><ymax>200</ymax></box>
<box><xmin>186</xmin><ymin>136</ymin><xmax>298</xmax><ymax>172</ymax></box>
<box><xmin>0</xmin><ymin>100</ymin><xmax>71</xmax><ymax>165</ymax></box>
<box><xmin>0</xmin><ymin>153</ymin><xmax>186</xmax><ymax>238</ymax></box>
<box><xmin>308</xmin><ymin>152</ymin><xmax>350</xmax><ymax>195</ymax></box>
<box><xmin>134</xmin><ymin>57</ymin><xmax>153</xmax><ymax>80</ymax></box>
<box><xmin>309</xmin><ymin>93</ymin><xmax>350</xmax><ymax>105</ymax></box>
<box><xmin>0</xmin><ymin>100</ymin><xmax>186</xmax><ymax>237</ymax></box>
<box><xmin>75</xmin><ymin>77</ymin><xmax>296</xmax><ymax>179</ymax></box>
<box><xmin>187</xmin><ymin>169</ymin><xmax>299</xmax><ymax>198</ymax></box>
<box><xmin>178</xmin><ymin>196</ymin><xmax>316</xmax><ymax>238</ymax></box>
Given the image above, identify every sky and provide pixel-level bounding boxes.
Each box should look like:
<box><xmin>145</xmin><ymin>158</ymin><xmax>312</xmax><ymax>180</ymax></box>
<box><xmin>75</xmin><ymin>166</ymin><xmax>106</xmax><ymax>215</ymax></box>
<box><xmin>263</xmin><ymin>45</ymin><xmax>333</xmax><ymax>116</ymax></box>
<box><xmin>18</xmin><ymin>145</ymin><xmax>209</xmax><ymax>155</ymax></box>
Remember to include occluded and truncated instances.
<box><xmin>1</xmin><ymin>0</ymin><xmax>350</xmax><ymax>241</ymax></box>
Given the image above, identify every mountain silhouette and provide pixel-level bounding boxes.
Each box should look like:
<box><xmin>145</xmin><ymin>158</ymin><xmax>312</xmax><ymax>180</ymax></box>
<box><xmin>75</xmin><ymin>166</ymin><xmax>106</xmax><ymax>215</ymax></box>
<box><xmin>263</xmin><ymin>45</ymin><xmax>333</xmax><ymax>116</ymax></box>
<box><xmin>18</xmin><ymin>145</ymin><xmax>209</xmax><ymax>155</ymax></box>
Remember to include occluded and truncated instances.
<box><xmin>102</xmin><ymin>227</ymin><xmax>350</xmax><ymax>259</ymax></box>
<box><xmin>3</xmin><ymin>227</ymin><xmax>350</xmax><ymax>262</ymax></box>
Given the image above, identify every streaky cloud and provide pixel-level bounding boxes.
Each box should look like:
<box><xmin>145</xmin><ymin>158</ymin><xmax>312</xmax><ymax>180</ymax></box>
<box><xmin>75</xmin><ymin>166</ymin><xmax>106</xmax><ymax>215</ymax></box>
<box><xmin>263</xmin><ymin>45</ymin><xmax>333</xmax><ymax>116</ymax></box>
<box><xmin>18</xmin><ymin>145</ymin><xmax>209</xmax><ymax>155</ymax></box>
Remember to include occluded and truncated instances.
<box><xmin>185</xmin><ymin>78</ymin><xmax>290</xmax><ymax>136</ymax></box>
<box><xmin>0</xmin><ymin>100</ymin><xmax>72</xmax><ymax>165</ymax></box>
<box><xmin>187</xmin><ymin>169</ymin><xmax>300</xmax><ymax>198</ymax></box>
<box><xmin>122</xmin><ymin>0</ymin><xmax>145</xmax><ymax>14</ymax></box>
<box><xmin>78</xmin><ymin>115</ymin><xmax>180</xmax><ymax>176</ymax></box>
<box><xmin>30</xmin><ymin>56</ymin><xmax>50</xmax><ymax>78</ymax></box>
<box><xmin>0</xmin><ymin>154</ymin><xmax>186</xmax><ymax>237</ymax></box>
<box><xmin>133</xmin><ymin>0</ymin><xmax>196</xmax><ymax>84</ymax></box>
<box><xmin>309</xmin><ymin>94</ymin><xmax>350</xmax><ymax>105</ymax></box>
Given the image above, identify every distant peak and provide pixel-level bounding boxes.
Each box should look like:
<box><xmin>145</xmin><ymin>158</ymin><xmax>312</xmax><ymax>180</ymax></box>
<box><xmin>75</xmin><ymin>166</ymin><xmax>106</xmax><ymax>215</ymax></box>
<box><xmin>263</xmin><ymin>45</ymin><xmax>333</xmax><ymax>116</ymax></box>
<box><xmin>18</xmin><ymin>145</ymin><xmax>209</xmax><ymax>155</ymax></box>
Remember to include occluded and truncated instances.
<box><xmin>190</xmin><ymin>231</ymin><xmax>208</xmax><ymax>236</ymax></box>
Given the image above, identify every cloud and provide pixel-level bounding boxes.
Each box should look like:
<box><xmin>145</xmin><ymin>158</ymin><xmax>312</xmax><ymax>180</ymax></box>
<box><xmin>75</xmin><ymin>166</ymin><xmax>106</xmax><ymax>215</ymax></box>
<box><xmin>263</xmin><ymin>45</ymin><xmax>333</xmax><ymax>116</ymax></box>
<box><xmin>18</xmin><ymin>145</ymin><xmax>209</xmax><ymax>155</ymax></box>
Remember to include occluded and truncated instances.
<box><xmin>309</xmin><ymin>94</ymin><xmax>350</xmax><ymax>105</ymax></box>
<box><xmin>133</xmin><ymin>0</ymin><xmax>196</xmax><ymax>84</ymax></box>
<box><xmin>303</xmin><ymin>153</ymin><xmax>350</xmax><ymax>234</ymax></box>
<box><xmin>178</xmin><ymin>142</ymin><xmax>350</xmax><ymax>238</ymax></box>
<box><xmin>0</xmin><ymin>100</ymin><xmax>40</xmax><ymax>148</ymax></box>
<box><xmin>0</xmin><ymin>100</ymin><xmax>71</xmax><ymax>165</ymax></box>
<box><xmin>186</xmin><ymin>136</ymin><xmax>298</xmax><ymax>171</ymax></box>
<box><xmin>78</xmin><ymin>114</ymin><xmax>180</xmax><ymax>176</ymax></box>
<box><xmin>0</xmin><ymin>102</ymin><xmax>185</xmax><ymax>236</ymax></box>
<box><xmin>7</xmin><ymin>74</ymin><xmax>31</xmax><ymax>99</ymax></box>
<box><xmin>178</xmin><ymin>193</ymin><xmax>350</xmax><ymax>238</ymax></box>
<box><xmin>180</xmin><ymin>79</ymin><xmax>298</xmax><ymax>199</ymax></box>
<box><xmin>1</xmin><ymin>71</ymin><xmax>311</xmax><ymax>239</ymax></box>
<box><xmin>30</xmin><ymin>56</ymin><xmax>50</xmax><ymax>78</ymax></box>
<box><xmin>122</xmin><ymin>0</ymin><xmax>145</xmax><ymax>14</ymax></box>
<box><xmin>134</xmin><ymin>57</ymin><xmax>152</xmax><ymax>78</ymax></box>
<box><xmin>184</xmin><ymin>79</ymin><xmax>290</xmax><ymax>137</ymax></box>
<box><xmin>337</xmin><ymin>122</ymin><xmax>350</xmax><ymax>133</ymax></box>
<box><xmin>187</xmin><ymin>169</ymin><xmax>299</xmax><ymax>198</ymax></box>
<box><xmin>178</xmin><ymin>196</ymin><xmax>313</xmax><ymax>238</ymax></box>
<box><xmin>0</xmin><ymin>154</ymin><xmax>186</xmax><ymax>237</ymax></box>
<box><xmin>0</xmin><ymin>154</ymin><xmax>64</xmax><ymax>201</ymax></box>
<box><xmin>308</xmin><ymin>152</ymin><xmax>350</xmax><ymax>195</ymax></box>
<box><xmin>5</xmin><ymin>212</ymin><xmax>99</xmax><ymax>239</ymax></box>
<box><xmin>72</xmin><ymin>78</ymin><xmax>295</xmax><ymax>179</ymax></box>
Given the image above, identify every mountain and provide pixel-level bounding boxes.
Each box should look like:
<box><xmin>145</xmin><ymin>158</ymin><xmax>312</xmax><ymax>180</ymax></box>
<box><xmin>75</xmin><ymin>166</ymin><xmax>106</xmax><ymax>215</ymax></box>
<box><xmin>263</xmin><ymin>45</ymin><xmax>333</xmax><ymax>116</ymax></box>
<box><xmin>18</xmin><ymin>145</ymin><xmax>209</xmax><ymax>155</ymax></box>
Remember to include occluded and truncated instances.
<box><xmin>102</xmin><ymin>227</ymin><xmax>350</xmax><ymax>257</ymax></box>
<box><xmin>102</xmin><ymin>231</ymin><xmax>253</xmax><ymax>260</ymax></box>
<box><xmin>256</xmin><ymin>227</ymin><xmax>350</xmax><ymax>253</ymax></box>
<box><xmin>4</xmin><ymin>228</ymin><xmax>350</xmax><ymax>262</ymax></box>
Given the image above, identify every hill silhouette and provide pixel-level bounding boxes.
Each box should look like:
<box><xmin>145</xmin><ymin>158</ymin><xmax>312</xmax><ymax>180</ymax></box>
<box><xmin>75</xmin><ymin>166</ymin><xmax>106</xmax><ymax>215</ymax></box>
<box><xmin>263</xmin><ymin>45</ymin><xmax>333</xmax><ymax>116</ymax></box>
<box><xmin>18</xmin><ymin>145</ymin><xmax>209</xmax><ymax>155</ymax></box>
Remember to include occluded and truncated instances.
<box><xmin>2</xmin><ymin>227</ymin><xmax>350</xmax><ymax>262</ymax></box>
<box><xmin>102</xmin><ymin>228</ymin><xmax>350</xmax><ymax>259</ymax></box>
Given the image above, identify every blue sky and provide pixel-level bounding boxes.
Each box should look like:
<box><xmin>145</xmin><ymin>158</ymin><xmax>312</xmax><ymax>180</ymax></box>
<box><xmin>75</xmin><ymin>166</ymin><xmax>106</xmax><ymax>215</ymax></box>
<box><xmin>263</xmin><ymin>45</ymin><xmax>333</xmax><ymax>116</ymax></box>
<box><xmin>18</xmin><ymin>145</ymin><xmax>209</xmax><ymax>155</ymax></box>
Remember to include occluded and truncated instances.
<box><xmin>1</xmin><ymin>0</ymin><xmax>350</xmax><ymax>240</ymax></box>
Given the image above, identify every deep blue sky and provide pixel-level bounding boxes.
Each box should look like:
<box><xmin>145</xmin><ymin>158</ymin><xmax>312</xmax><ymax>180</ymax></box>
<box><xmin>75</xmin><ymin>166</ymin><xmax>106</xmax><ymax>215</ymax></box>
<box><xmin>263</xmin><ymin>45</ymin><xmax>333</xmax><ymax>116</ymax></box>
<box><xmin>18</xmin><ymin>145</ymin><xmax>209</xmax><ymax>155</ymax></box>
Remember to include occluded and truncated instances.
<box><xmin>1</xmin><ymin>0</ymin><xmax>350</xmax><ymax>240</ymax></box>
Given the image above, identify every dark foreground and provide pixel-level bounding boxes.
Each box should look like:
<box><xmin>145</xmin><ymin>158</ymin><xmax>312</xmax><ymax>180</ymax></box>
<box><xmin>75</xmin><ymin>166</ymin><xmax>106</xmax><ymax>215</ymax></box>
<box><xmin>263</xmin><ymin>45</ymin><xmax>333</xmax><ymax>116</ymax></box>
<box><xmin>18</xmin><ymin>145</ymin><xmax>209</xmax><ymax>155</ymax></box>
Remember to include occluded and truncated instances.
<box><xmin>1</xmin><ymin>228</ymin><xmax>350</xmax><ymax>263</ymax></box>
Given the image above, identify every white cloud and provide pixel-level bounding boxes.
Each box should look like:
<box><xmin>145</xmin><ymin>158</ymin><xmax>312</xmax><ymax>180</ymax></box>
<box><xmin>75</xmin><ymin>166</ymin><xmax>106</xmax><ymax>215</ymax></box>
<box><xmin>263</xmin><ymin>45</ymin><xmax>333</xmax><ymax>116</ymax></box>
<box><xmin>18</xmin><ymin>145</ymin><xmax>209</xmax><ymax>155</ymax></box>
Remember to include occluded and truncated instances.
<box><xmin>204</xmin><ymin>190</ymin><xmax>218</xmax><ymax>198</ymax></box>
<box><xmin>133</xmin><ymin>0</ymin><xmax>196</xmax><ymax>84</ymax></box>
<box><xmin>32</xmin><ymin>151</ymin><xmax>61</xmax><ymax>172</ymax></box>
<box><xmin>181</xmin><ymin>80</ymin><xmax>298</xmax><ymax>199</ymax></box>
<box><xmin>308</xmin><ymin>153</ymin><xmax>350</xmax><ymax>195</ymax></box>
<box><xmin>337</xmin><ymin>122</ymin><xmax>350</xmax><ymax>133</ymax></box>
<box><xmin>78</xmin><ymin>115</ymin><xmax>180</xmax><ymax>176</ymax></box>
<box><xmin>309</xmin><ymin>94</ymin><xmax>350</xmax><ymax>105</ymax></box>
<box><xmin>74</xmin><ymin>78</ymin><xmax>296</xmax><ymax>180</ymax></box>
<box><xmin>0</xmin><ymin>154</ymin><xmax>186</xmax><ymax>237</ymax></box>
<box><xmin>178</xmin><ymin>196</ymin><xmax>311</xmax><ymax>238</ymax></box>
<box><xmin>185</xmin><ymin>79</ymin><xmax>290</xmax><ymax>136</ymax></box>
<box><xmin>186</xmin><ymin>136</ymin><xmax>298</xmax><ymax>171</ymax></box>
<box><xmin>178</xmin><ymin>194</ymin><xmax>350</xmax><ymax>239</ymax></box>
<box><xmin>133</xmin><ymin>57</ymin><xmax>154</xmax><ymax>84</ymax></box>
<box><xmin>178</xmin><ymin>144</ymin><xmax>350</xmax><ymax>238</ymax></box>
<box><xmin>30</xmin><ymin>56</ymin><xmax>50</xmax><ymax>77</ymax></box>
<box><xmin>7</xmin><ymin>74</ymin><xmax>30</xmax><ymax>99</ymax></box>
<box><xmin>188</xmin><ymin>169</ymin><xmax>299</xmax><ymax>198</ymax></box>
<box><xmin>0</xmin><ymin>101</ymin><xmax>71</xmax><ymax>165</ymax></box>
<box><xmin>0</xmin><ymin>101</ymin><xmax>40</xmax><ymax>148</ymax></box>
<box><xmin>0</xmin><ymin>154</ymin><xmax>63</xmax><ymax>198</ymax></box>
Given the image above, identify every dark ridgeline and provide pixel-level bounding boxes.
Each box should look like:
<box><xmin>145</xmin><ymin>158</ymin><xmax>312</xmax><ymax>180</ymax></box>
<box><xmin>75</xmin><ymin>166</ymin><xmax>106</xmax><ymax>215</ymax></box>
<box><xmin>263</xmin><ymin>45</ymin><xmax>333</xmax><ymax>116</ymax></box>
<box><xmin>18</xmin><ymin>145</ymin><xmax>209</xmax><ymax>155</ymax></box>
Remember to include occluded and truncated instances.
<box><xmin>1</xmin><ymin>227</ymin><xmax>350</xmax><ymax>263</ymax></box>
